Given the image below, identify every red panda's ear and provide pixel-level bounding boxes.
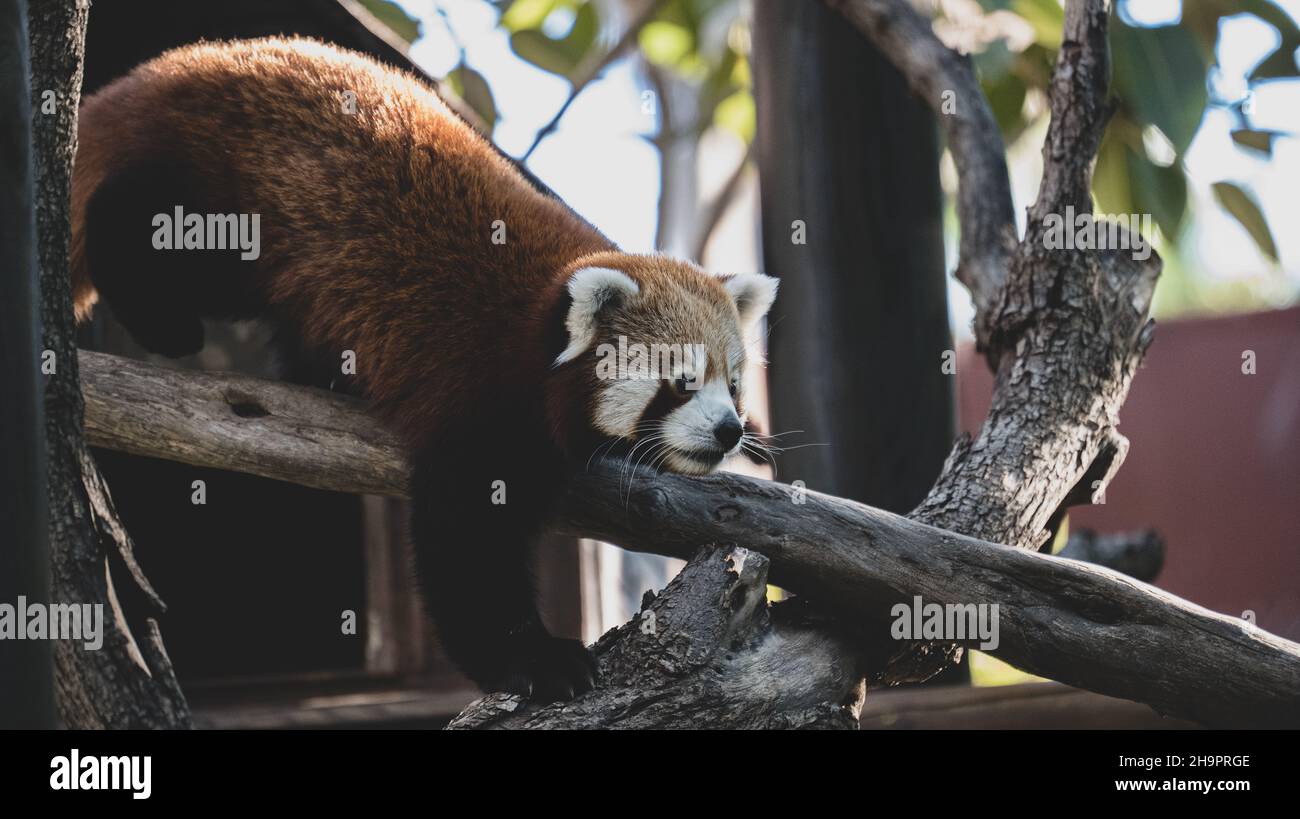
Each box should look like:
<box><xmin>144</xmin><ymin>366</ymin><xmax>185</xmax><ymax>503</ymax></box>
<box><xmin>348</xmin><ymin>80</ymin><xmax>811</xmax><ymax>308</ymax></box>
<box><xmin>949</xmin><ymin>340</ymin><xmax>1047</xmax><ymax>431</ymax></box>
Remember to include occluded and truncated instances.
<box><xmin>554</xmin><ymin>266</ymin><xmax>640</xmax><ymax>366</ymax></box>
<box><xmin>720</xmin><ymin>273</ymin><xmax>779</xmax><ymax>331</ymax></box>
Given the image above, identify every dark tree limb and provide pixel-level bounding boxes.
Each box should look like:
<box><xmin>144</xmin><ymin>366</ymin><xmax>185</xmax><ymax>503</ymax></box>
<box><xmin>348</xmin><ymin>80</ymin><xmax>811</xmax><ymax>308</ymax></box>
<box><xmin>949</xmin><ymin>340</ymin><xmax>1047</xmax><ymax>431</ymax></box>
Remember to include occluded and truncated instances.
<box><xmin>30</xmin><ymin>0</ymin><xmax>190</xmax><ymax>728</ymax></box>
<box><xmin>77</xmin><ymin>352</ymin><xmax>1300</xmax><ymax>727</ymax></box>
<box><xmin>448</xmin><ymin>547</ymin><xmax>867</xmax><ymax>730</ymax></box>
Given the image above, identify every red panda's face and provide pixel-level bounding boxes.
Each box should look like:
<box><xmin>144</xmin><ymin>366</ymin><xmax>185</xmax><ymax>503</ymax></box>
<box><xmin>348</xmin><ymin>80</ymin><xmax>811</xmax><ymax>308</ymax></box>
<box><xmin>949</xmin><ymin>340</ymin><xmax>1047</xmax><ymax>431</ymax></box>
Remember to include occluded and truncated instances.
<box><xmin>553</xmin><ymin>255</ymin><xmax>778</xmax><ymax>475</ymax></box>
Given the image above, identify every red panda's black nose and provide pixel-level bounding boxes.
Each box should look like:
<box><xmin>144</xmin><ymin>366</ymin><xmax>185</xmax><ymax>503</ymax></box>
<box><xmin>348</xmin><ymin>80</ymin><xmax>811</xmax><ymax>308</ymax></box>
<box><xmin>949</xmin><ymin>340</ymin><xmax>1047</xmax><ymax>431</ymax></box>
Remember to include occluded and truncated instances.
<box><xmin>714</xmin><ymin>419</ymin><xmax>743</xmax><ymax>450</ymax></box>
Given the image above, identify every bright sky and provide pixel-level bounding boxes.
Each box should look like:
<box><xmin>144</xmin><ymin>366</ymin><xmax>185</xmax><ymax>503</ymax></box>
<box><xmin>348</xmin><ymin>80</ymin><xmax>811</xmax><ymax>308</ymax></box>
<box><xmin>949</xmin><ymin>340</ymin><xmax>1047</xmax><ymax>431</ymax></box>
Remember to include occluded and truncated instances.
<box><xmin>401</xmin><ymin>0</ymin><xmax>661</xmax><ymax>250</ymax></box>
<box><xmin>394</xmin><ymin>0</ymin><xmax>1300</xmax><ymax>334</ymax></box>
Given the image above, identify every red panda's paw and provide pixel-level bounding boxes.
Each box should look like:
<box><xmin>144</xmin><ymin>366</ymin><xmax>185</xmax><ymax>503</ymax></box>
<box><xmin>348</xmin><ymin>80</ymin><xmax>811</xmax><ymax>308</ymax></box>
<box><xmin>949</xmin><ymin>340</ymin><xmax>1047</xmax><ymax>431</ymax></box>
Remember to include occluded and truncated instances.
<box><xmin>497</xmin><ymin>635</ymin><xmax>598</xmax><ymax>704</ymax></box>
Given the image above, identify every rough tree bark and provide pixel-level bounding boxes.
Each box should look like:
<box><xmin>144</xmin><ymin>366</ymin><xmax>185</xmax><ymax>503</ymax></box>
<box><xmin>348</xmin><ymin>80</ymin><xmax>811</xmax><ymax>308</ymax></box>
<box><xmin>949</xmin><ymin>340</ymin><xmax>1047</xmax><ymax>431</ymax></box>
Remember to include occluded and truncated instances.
<box><xmin>30</xmin><ymin>0</ymin><xmax>189</xmax><ymax>728</ymax></box>
<box><xmin>77</xmin><ymin>350</ymin><xmax>1300</xmax><ymax>727</ymax></box>
<box><xmin>0</xmin><ymin>0</ymin><xmax>55</xmax><ymax>729</ymax></box>
<box><xmin>816</xmin><ymin>0</ymin><xmax>1160</xmax><ymax>689</ymax></box>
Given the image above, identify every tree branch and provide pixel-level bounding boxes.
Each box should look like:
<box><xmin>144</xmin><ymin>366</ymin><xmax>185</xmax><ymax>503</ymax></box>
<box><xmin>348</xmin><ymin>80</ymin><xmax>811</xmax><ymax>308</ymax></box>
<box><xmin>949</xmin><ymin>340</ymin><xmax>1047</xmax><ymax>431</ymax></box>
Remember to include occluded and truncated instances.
<box><xmin>816</xmin><ymin>0</ymin><xmax>1162</xmax><ymax>688</ymax></box>
<box><xmin>78</xmin><ymin>351</ymin><xmax>1300</xmax><ymax>727</ymax></box>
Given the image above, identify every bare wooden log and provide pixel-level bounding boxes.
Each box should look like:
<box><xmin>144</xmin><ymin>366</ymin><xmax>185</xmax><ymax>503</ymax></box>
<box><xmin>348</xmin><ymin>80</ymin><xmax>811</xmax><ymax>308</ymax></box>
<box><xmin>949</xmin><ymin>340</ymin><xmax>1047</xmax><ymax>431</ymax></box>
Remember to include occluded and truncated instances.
<box><xmin>81</xmin><ymin>351</ymin><xmax>407</xmax><ymax>497</ymax></box>
<box><xmin>859</xmin><ymin>681</ymin><xmax>1200</xmax><ymax>730</ymax></box>
<box><xmin>78</xmin><ymin>351</ymin><xmax>1300</xmax><ymax>727</ymax></box>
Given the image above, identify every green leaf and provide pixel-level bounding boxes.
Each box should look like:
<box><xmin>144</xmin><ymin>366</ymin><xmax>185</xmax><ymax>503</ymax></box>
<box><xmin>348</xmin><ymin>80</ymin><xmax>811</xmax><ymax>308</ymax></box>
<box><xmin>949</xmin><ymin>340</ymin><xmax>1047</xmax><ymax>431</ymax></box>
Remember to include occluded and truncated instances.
<box><xmin>1096</xmin><ymin>113</ymin><xmax>1187</xmax><ymax>238</ymax></box>
<box><xmin>560</xmin><ymin>3</ymin><xmax>599</xmax><ymax>64</ymax></box>
<box><xmin>1181</xmin><ymin>0</ymin><xmax>1300</xmax><ymax>78</ymax></box>
<box><xmin>1110</xmin><ymin>19</ymin><xmax>1209</xmax><ymax>156</ymax></box>
<box><xmin>1012</xmin><ymin>0</ymin><xmax>1065</xmax><ymax>50</ymax></box>
<box><xmin>1127</xmin><ymin>149</ymin><xmax>1187</xmax><ymax>239</ymax></box>
<box><xmin>982</xmin><ymin>70</ymin><xmax>1028</xmax><ymax>136</ymax></box>
<box><xmin>510</xmin><ymin>30</ymin><xmax>572</xmax><ymax>75</ymax></box>
<box><xmin>1242</xmin><ymin>0</ymin><xmax>1300</xmax><ymax>80</ymax></box>
<box><xmin>447</xmin><ymin>64</ymin><xmax>498</xmax><ymax>131</ymax></box>
<box><xmin>357</xmin><ymin>0</ymin><xmax>421</xmax><ymax>44</ymax></box>
<box><xmin>1212</xmin><ymin>181</ymin><xmax>1279</xmax><ymax>260</ymax></box>
<box><xmin>1093</xmin><ymin>124</ymin><xmax>1136</xmax><ymax>218</ymax></box>
<box><xmin>501</xmin><ymin>0</ymin><xmax>560</xmax><ymax>32</ymax></box>
<box><xmin>639</xmin><ymin>21</ymin><xmax>695</xmax><ymax>68</ymax></box>
<box><xmin>1252</xmin><ymin>41</ymin><xmax>1300</xmax><ymax>80</ymax></box>
<box><xmin>508</xmin><ymin>3</ymin><xmax>599</xmax><ymax>79</ymax></box>
<box><xmin>713</xmin><ymin>89</ymin><xmax>754</xmax><ymax>143</ymax></box>
<box><xmin>1230</xmin><ymin>128</ymin><xmax>1282</xmax><ymax>155</ymax></box>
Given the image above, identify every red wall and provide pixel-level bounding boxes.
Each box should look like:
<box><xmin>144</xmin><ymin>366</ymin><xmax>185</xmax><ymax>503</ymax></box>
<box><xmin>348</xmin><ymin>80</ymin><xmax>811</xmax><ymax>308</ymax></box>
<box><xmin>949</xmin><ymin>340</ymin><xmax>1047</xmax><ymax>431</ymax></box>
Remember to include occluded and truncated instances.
<box><xmin>957</xmin><ymin>306</ymin><xmax>1300</xmax><ymax>641</ymax></box>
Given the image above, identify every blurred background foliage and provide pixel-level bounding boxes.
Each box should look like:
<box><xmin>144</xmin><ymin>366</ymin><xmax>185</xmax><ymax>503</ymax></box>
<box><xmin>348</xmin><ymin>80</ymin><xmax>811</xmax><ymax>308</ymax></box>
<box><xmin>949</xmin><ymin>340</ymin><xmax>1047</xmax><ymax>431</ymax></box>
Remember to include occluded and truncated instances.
<box><xmin>366</xmin><ymin>0</ymin><xmax>1300</xmax><ymax>322</ymax></box>
<box><xmin>969</xmin><ymin>0</ymin><xmax>1298</xmax><ymax>316</ymax></box>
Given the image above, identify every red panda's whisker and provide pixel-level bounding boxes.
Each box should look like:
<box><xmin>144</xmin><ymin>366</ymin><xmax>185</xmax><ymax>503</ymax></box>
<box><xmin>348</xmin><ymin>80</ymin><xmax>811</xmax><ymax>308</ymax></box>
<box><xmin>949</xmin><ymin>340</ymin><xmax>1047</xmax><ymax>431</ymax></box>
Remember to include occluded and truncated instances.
<box><xmin>621</xmin><ymin>433</ymin><xmax>668</xmax><ymax>492</ymax></box>
<box><xmin>624</xmin><ymin>438</ymin><xmax>672</xmax><ymax>507</ymax></box>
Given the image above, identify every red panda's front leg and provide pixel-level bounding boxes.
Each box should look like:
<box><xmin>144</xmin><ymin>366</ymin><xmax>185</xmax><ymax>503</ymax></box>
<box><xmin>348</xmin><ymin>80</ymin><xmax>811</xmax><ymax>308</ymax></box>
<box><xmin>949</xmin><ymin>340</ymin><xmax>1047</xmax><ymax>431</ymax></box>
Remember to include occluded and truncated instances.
<box><xmin>408</xmin><ymin>434</ymin><xmax>597</xmax><ymax>702</ymax></box>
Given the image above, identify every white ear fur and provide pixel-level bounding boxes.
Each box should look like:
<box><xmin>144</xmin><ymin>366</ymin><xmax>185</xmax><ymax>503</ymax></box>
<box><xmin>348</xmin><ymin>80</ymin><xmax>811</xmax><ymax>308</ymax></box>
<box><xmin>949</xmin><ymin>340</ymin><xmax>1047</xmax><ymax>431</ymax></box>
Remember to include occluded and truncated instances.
<box><xmin>554</xmin><ymin>266</ymin><xmax>640</xmax><ymax>366</ymax></box>
<box><xmin>721</xmin><ymin>273</ymin><xmax>779</xmax><ymax>330</ymax></box>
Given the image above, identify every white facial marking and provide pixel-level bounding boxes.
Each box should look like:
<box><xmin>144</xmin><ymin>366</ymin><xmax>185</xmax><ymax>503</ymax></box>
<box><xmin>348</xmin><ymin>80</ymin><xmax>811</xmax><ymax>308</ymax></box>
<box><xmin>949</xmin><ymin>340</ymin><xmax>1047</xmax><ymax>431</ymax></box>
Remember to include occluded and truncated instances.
<box><xmin>594</xmin><ymin>377</ymin><xmax>658</xmax><ymax>437</ymax></box>
<box><xmin>663</xmin><ymin>378</ymin><xmax>740</xmax><ymax>459</ymax></box>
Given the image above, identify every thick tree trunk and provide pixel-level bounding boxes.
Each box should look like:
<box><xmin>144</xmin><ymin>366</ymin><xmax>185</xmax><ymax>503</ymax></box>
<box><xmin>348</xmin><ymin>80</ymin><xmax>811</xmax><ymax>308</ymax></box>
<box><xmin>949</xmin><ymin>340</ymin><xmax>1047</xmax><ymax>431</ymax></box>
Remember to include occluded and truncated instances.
<box><xmin>0</xmin><ymin>0</ymin><xmax>55</xmax><ymax>729</ymax></box>
<box><xmin>30</xmin><ymin>0</ymin><xmax>189</xmax><ymax>728</ymax></box>
<box><xmin>753</xmin><ymin>0</ymin><xmax>954</xmax><ymax>516</ymax></box>
<box><xmin>753</xmin><ymin>0</ymin><xmax>962</xmax><ymax>685</ymax></box>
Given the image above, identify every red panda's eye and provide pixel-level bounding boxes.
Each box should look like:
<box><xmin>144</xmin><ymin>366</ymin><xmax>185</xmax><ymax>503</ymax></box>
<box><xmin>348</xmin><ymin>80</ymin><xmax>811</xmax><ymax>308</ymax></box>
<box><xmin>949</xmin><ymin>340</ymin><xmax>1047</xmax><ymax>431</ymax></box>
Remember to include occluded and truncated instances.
<box><xmin>728</xmin><ymin>380</ymin><xmax>738</xmax><ymax>398</ymax></box>
<box><xmin>673</xmin><ymin>376</ymin><xmax>690</xmax><ymax>395</ymax></box>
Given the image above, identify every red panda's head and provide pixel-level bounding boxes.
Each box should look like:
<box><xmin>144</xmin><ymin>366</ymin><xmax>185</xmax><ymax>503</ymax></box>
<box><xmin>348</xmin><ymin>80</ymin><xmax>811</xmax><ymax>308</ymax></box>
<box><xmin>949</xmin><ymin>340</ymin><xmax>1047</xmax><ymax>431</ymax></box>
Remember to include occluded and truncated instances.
<box><xmin>549</xmin><ymin>252</ymin><xmax>778</xmax><ymax>475</ymax></box>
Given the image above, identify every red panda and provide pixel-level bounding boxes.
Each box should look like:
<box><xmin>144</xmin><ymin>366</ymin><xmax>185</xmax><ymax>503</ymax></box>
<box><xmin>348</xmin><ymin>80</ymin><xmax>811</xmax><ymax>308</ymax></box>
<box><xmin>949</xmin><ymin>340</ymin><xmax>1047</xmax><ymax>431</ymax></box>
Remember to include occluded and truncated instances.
<box><xmin>71</xmin><ymin>37</ymin><xmax>777</xmax><ymax>702</ymax></box>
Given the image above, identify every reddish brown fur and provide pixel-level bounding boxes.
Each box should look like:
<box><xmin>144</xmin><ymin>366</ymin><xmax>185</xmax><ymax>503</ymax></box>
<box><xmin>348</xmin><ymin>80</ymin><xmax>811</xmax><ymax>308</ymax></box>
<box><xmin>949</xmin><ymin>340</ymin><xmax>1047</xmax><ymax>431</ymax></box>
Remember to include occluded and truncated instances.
<box><xmin>72</xmin><ymin>37</ymin><xmax>628</xmax><ymax>447</ymax></box>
